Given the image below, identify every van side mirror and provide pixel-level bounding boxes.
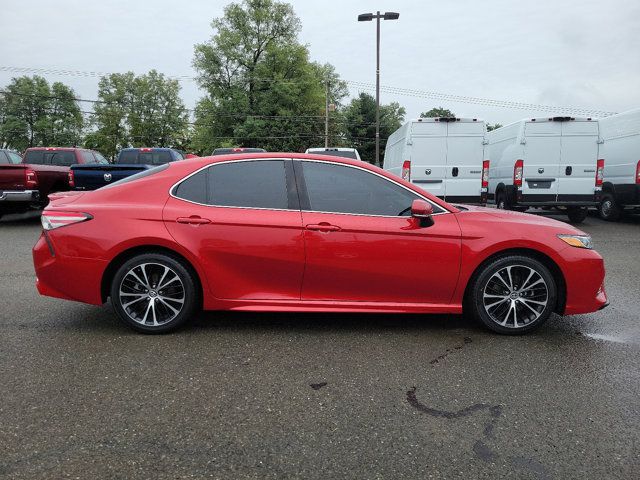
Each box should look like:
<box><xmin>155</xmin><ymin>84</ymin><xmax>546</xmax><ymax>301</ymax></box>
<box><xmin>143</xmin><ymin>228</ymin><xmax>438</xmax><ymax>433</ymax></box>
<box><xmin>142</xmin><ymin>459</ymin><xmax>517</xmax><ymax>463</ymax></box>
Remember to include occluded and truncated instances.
<box><xmin>411</xmin><ymin>199</ymin><xmax>434</xmax><ymax>227</ymax></box>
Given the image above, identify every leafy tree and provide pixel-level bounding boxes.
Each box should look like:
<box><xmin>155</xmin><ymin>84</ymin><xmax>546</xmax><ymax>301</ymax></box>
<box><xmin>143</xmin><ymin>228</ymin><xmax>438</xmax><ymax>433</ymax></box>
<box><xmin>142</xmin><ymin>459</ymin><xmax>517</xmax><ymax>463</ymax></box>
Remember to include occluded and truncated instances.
<box><xmin>88</xmin><ymin>71</ymin><xmax>188</xmax><ymax>159</ymax></box>
<box><xmin>0</xmin><ymin>76</ymin><xmax>82</xmax><ymax>151</ymax></box>
<box><xmin>486</xmin><ymin>123</ymin><xmax>503</xmax><ymax>131</ymax></box>
<box><xmin>192</xmin><ymin>0</ymin><xmax>347</xmax><ymax>154</ymax></box>
<box><xmin>341</xmin><ymin>92</ymin><xmax>405</xmax><ymax>165</ymax></box>
<box><xmin>420</xmin><ymin>107</ymin><xmax>455</xmax><ymax>118</ymax></box>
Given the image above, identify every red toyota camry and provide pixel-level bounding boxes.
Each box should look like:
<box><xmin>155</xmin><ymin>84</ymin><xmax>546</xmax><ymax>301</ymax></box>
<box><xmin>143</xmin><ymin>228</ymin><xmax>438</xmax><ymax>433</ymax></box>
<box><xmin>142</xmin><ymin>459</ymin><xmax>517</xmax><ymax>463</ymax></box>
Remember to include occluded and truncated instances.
<box><xmin>33</xmin><ymin>153</ymin><xmax>608</xmax><ymax>334</ymax></box>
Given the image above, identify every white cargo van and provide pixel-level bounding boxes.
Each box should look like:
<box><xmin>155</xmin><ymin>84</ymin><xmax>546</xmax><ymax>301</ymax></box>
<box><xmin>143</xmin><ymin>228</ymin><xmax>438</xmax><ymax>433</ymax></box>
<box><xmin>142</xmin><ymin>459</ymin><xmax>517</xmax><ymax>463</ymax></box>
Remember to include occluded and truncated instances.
<box><xmin>597</xmin><ymin>108</ymin><xmax>640</xmax><ymax>220</ymax></box>
<box><xmin>384</xmin><ymin>118</ymin><xmax>488</xmax><ymax>204</ymax></box>
<box><xmin>486</xmin><ymin>117</ymin><xmax>603</xmax><ymax>223</ymax></box>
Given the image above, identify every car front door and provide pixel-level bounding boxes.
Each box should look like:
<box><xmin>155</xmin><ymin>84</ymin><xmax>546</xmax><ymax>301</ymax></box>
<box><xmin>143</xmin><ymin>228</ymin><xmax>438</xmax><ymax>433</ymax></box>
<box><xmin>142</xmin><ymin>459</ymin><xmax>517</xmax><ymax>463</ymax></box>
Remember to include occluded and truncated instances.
<box><xmin>164</xmin><ymin>159</ymin><xmax>305</xmax><ymax>301</ymax></box>
<box><xmin>296</xmin><ymin>160</ymin><xmax>462</xmax><ymax>305</ymax></box>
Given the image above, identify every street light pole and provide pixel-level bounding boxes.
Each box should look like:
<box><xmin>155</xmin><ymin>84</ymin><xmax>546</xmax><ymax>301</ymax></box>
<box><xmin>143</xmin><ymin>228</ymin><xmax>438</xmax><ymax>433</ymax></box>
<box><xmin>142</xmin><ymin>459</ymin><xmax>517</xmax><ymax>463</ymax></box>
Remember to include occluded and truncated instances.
<box><xmin>358</xmin><ymin>11</ymin><xmax>399</xmax><ymax>167</ymax></box>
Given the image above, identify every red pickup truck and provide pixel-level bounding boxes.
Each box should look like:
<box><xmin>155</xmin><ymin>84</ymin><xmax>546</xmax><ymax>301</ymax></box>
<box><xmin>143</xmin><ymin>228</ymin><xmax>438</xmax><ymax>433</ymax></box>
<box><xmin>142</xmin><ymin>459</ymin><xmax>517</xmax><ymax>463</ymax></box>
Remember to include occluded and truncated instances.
<box><xmin>0</xmin><ymin>147</ymin><xmax>108</xmax><ymax>219</ymax></box>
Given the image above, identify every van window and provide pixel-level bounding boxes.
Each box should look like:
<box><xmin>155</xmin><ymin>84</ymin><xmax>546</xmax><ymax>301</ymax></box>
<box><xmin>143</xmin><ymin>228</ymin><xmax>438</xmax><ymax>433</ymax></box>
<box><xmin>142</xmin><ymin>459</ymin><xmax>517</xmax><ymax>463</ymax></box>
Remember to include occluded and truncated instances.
<box><xmin>301</xmin><ymin>161</ymin><xmax>434</xmax><ymax>216</ymax></box>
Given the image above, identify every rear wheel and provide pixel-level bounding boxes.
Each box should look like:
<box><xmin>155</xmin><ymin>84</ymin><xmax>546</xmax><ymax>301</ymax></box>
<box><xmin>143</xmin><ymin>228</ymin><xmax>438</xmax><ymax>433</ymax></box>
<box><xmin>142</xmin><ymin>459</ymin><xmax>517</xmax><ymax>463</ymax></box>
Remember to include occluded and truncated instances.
<box><xmin>496</xmin><ymin>191</ymin><xmax>507</xmax><ymax>210</ymax></box>
<box><xmin>598</xmin><ymin>193</ymin><xmax>622</xmax><ymax>222</ymax></box>
<box><xmin>110</xmin><ymin>253</ymin><xmax>199</xmax><ymax>334</ymax></box>
<box><xmin>469</xmin><ymin>255</ymin><xmax>557</xmax><ymax>334</ymax></box>
<box><xmin>567</xmin><ymin>206</ymin><xmax>588</xmax><ymax>224</ymax></box>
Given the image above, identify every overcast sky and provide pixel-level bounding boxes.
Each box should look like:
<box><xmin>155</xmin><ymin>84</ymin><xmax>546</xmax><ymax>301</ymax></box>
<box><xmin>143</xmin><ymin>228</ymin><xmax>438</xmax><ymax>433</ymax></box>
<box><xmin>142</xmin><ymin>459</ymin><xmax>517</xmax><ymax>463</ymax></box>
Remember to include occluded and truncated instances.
<box><xmin>1</xmin><ymin>0</ymin><xmax>639</xmax><ymax>126</ymax></box>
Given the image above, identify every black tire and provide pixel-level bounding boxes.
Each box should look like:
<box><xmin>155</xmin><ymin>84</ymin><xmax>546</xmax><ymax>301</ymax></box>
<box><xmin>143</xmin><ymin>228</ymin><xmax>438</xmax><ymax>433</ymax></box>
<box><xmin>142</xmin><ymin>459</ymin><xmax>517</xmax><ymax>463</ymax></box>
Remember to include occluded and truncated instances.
<box><xmin>496</xmin><ymin>191</ymin><xmax>507</xmax><ymax>210</ymax></box>
<box><xmin>598</xmin><ymin>193</ymin><xmax>622</xmax><ymax>222</ymax></box>
<box><xmin>110</xmin><ymin>253</ymin><xmax>199</xmax><ymax>334</ymax></box>
<box><xmin>567</xmin><ymin>206</ymin><xmax>588</xmax><ymax>224</ymax></box>
<box><xmin>469</xmin><ymin>255</ymin><xmax>557</xmax><ymax>335</ymax></box>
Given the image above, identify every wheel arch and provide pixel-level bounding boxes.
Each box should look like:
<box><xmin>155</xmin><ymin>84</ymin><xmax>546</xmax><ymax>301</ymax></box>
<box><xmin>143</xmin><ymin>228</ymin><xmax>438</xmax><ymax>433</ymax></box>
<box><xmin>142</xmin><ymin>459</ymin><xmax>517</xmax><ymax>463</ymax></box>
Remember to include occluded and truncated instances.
<box><xmin>100</xmin><ymin>245</ymin><xmax>204</xmax><ymax>305</ymax></box>
<box><xmin>462</xmin><ymin>247</ymin><xmax>567</xmax><ymax>315</ymax></box>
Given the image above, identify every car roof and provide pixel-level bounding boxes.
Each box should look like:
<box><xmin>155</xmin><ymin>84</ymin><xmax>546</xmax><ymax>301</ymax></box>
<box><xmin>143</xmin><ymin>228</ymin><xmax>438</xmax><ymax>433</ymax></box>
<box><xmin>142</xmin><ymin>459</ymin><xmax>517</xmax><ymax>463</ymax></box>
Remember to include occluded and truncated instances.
<box><xmin>120</xmin><ymin>147</ymin><xmax>176</xmax><ymax>151</ymax></box>
<box><xmin>25</xmin><ymin>147</ymin><xmax>82</xmax><ymax>151</ymax></box>
<box><xmin>306</xmin><ymin>147</ymin><xmax>358</xmax><ymax>151</ymax></box>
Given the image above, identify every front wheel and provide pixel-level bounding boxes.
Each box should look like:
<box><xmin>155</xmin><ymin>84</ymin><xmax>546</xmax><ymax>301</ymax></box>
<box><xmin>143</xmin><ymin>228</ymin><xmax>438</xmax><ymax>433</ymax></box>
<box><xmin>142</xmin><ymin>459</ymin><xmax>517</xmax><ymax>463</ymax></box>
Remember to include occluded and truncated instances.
<box><xmin>567</xmin><ymin>206</ymin><xmax>588</xmax><ymax>224</ymax></box>
<box><xmin>469</xmin><ymin>255</ymin><xmax>557</xmax><ymax>334</ymax></box>
<box><xmin>110</xmin><ymin>253</ymin><xmax>199</xmax><ymax>334</ymax></box>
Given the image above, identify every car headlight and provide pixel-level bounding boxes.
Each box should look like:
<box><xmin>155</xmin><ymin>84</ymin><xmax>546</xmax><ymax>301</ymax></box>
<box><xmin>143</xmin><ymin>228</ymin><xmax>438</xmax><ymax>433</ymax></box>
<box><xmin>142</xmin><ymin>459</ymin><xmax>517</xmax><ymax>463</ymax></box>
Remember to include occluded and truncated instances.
<box><xmin>557</xmin><ymin>234</ymin><xmax>593</xmax><ymax>249</ymax></box>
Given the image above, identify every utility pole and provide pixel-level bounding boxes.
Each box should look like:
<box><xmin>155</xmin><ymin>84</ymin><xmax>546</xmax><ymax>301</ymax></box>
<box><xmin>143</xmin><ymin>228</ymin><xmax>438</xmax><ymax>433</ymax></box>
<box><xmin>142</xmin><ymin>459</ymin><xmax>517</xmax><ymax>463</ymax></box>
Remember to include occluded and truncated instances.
<box><xmin>325</xmin><ymin>79</ymin><xmax>329</xmax><ymax>148</ymax></box>
<box><xmin>358</xmin><ymin>11</ymin><xmax>399</xmax><ymax>166</ymax></box>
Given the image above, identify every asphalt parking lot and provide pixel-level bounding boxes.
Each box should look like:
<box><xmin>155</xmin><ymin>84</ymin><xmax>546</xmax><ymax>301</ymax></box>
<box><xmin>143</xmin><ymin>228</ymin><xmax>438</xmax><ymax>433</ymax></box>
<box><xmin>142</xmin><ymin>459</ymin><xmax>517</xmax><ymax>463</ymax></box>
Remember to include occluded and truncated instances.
<box><xmin>1</xmin><ymin>210</ymin><xmax>639</xmax><ymax>479</ymax></box>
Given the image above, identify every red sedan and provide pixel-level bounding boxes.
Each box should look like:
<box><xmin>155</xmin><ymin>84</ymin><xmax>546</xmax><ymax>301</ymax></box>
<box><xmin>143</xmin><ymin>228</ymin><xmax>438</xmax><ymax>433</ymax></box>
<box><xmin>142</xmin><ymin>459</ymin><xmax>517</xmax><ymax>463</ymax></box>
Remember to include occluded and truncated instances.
<box><xmin>33</xmin><ymin>153</ymin><xmax>608</xmax><ymax>334</ymax></box>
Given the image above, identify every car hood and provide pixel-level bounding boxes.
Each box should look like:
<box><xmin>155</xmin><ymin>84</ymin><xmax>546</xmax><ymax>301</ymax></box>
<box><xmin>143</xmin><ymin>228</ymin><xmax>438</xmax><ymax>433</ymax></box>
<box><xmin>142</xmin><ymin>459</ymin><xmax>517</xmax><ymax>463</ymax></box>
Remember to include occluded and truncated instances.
<box><xmin>452</xmin><ymin>205</ymin><xmax>587</xmax><ymax>236</ymax></box>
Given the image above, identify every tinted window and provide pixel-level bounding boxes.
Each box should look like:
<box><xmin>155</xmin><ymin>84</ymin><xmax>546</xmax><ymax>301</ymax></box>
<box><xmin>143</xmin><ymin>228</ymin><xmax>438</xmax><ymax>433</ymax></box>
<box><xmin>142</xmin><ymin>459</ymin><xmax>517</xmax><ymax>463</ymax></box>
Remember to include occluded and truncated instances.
<box><xmin>81</xmin><ymin>151</ymin><xmax>96</xmax><ymax>163</ymax></box>
<box><xmin>302</xmin><ymin>161</ymin><xmax>429</xmax><ymax>216</ymax></box>
<box><xmin>24</xmin><ymin>150</ymin><xmax>46</xmax><ymax>164</ymax></box>
<box><xmin>7</xmin><ymin>152</ymin><xmax>23</xmax><ymax>164</ymax></box>
<box><xmin>50</xmin><ymin>151</ymin><xmax>76</xmax><ymax>166</ymax></box>
<box><xmin>140</xmin><ymin>151</ymin><xmax>172</xmax><ymax>165</ymax></box>
<box><xmin>118</xmin><ymin>150</ymin><xmax>139</xmax><ymax>163</ymax></box>
<box><xmin>173</xmin><ymin>160</ymin><xmax>290</xmax><ymax>210</ymax></box>
<box><xmin>93</xmin><ymin>152</ymin><xmax>109</xmax><ymax>164</ymax></box>
<box><xmin>0</xmin><ymin>152</ymin><xmax>9</xmax><ymax>164</ymax></box>
<box><xmin>101</xmin><ymin>164</ymin><xmax>170</xmax><ymax>189</ymax></box>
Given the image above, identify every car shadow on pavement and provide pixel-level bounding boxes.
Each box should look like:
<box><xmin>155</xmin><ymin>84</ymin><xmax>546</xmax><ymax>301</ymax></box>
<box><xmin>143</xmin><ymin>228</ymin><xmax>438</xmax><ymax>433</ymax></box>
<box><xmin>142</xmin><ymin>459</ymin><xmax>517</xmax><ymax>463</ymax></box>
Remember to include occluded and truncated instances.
<box><xmin>0</xmin><ymin>211</ymin><xmax>42</xmax><ymax>225</ymax></box>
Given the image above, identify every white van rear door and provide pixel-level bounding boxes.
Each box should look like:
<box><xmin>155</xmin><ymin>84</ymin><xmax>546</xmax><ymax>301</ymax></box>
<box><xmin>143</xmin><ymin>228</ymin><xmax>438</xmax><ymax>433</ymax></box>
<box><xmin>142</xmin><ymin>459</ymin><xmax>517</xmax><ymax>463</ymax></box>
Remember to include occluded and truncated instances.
<box><xmin>409</xmin><ymin>122</ymin><xmax>448</xmax><ymax>198</ymax></box>
<box><xmin>558</xmin><ymin>121</ymin><xmax>598</xmax><ymax>199</ymax></box>
<box><xmin>523</xmin><ymin>121</ymin><xmax>561</xmax><ymax>200</ymax></box>
<box><xmin>445</xmin><ymin>121</ymin><xmax>484</xmax><ymax>201</ymax></box>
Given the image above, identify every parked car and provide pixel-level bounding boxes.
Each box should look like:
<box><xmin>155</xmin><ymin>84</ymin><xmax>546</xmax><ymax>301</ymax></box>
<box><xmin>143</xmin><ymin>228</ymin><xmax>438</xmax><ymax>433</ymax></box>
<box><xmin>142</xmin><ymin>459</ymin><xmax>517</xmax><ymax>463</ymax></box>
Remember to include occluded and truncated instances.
<box><xmin>384</xmin><ymin>118</ymin><xmax>487</xmax><ymax>204</ymax></box>
<box><xmin>486</xmin><ymin>117</ymin><xmax>603</xmax><ymax>223</ymax></box>
<box><xmin>597</xmin><ymin>108</ymin><xmax>640</xmax><ymax>220</ymax></box>
<box><xmin>0</xmin><ymin>147</ymin><xmax>103</xmax><ymax>219</ymax></box>
<box><xmin>70</xmin><ymin>148</ymin><xmax>184</xmax><ymax>191</ymax></box>
<box><xmin>305</xmin><ymin>147</ymin><xmax>362</xmax><ymax>161</ymax></box>
<box><xmin>34</xmin><ymin>153</ymin><xmax>607</xmax><ymax>335</ymax></box>
<box><xmin>212</xmin><ymin>147</ymin><xmax>266</xmax><ymax>155</ymax></box>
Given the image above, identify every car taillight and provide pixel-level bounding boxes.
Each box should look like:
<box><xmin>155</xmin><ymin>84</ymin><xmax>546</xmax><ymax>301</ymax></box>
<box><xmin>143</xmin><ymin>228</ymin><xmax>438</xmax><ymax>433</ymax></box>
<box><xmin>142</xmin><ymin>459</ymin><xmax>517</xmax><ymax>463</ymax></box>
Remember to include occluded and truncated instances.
<box><xmin>402</xmin><ymin>160</ymin><xmax>411</xmax><ymax>181</ymax></box>
<box><xmin>636</xmin><ymin>160</ymin><xmax>640</xmax><ymax>185</ymax></box>
<box><xmin>68</xmin><ymin>170</ymin><xmax>75</xmax><ymax>188</ymax></box>
<box><xmin>481</xmin><ymin>160</ymin><xmax>490</xmax><ymax>188</ymax></box>
<box><xmin>25</xmin><ymin>169</ymin><xmax>38</xmax><ymax>188</ymax></box>
<box><xmin>513</xmin><ymin>159</ymin><xmax>523</xmax><ymax>187</ymax></box>
<box><xmin>41</xmin><ymin>211</ymin><xmax>92</xmax><ymax>231</ymax></box>
<box><xmin>595</xmin><ymin>159</ymin><xmax>604</xmax><ymax>187</ymax></box>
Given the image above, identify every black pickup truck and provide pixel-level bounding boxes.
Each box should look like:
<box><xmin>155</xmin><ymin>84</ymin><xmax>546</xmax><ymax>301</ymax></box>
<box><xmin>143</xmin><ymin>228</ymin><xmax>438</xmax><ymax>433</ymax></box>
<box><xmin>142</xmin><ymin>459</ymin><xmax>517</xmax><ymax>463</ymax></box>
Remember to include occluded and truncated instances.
<box><xmin>70</xmin><ymin>148</ymin><xmax>184</xmax><ymax>190</ymax></box>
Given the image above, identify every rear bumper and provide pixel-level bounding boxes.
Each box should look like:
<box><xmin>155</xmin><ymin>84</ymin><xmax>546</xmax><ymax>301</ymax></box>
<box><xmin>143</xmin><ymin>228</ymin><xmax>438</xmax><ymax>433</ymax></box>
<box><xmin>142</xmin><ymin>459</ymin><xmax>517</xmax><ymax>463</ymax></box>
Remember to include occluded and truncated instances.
<box><xmin>33</xmin><ymin>233</ymin><xmax>106</xmax><ymax>305</ymax></box>
<box><xmin>0</xmin><ymin>190</ymin><xmax>39</xmax><ymax>202</ymax></box>
<box><xmin>517</xmin><ymin>192</ymin><xmax>600</xmax><ymax>207</ymax></box>
<box><xmin>612</xmin><ymin>184</ymin><xmax>640</xmax><ymax>207</ymax></box>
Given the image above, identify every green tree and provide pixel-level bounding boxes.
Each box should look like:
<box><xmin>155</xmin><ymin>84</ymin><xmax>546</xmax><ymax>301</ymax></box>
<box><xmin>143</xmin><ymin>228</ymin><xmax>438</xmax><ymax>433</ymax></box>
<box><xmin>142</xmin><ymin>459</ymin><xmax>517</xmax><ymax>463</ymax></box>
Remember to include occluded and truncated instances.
<box><xmin>486</xmin><ymin>123</ymin><xmax>502</xmax><ymax>131</ymax></box>
<box><xmin>88</xmin><ymin>71</ymin><xmax>188</xmax><ymax>159</ymax></box>
<box><xmin>192</xmin><ymin>0</ymin><xmax>347</xmax><ymax>154</ymax></box>
<box><xmin>0</xmin><ymin>76</ymin><xmax>83</xmax><ymax>151</ymax></box>
<box><xmin>341</xmin><ymin>92</ymin><xmax>405</xmax><ymax>165</ymax></box>
<box><xmin>420</xmin><ymin>107</ymin><xmax>455</xmax><ymax>118</ymax></box>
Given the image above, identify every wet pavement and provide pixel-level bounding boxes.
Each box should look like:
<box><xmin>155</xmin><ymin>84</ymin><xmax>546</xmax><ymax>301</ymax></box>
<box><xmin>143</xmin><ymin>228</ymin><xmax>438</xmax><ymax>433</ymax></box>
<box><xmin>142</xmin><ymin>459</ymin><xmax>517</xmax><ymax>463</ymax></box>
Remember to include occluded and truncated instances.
<box><xmin>1</xmin><ymin>210</ymin><xmax>639</xmax><ymax>479</ymax></box>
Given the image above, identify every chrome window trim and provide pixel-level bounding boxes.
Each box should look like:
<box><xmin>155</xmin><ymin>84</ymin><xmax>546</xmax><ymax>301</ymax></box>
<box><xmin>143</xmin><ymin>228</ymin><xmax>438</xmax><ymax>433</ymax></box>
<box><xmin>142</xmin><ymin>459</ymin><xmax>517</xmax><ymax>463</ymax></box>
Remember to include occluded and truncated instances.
<box><xmin>169</xmin><ymin>157</ymin><xmax>452</xmax><ymax>217</ymax></box>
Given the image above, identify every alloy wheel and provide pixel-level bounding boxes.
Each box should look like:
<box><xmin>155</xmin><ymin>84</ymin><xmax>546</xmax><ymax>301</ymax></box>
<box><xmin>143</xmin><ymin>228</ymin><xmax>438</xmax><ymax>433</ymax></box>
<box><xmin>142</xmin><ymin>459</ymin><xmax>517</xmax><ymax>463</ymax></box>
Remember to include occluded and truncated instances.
<box><xmin>482</xmin><ymin>264</ymin><xmax>549</xmax><ymax>329</ymax></box>
<box><xmin>118</xmin><ymin>262</ymin><xmax>186</xmax><ymax>327</ymax></box>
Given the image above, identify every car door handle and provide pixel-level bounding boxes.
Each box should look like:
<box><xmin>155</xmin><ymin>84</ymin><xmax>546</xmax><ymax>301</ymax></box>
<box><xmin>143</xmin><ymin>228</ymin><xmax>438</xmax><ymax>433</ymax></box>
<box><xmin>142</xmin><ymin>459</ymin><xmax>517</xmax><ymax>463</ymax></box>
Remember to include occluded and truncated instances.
<box><xmin>176</xmin><ymin>215</ymin><xmax>211</xmax><ymax>225</ymax></box>
<box><xmin>306</xmin><ymin>222</ymin><xmax>341</xmax><ymax>232</ymax></box>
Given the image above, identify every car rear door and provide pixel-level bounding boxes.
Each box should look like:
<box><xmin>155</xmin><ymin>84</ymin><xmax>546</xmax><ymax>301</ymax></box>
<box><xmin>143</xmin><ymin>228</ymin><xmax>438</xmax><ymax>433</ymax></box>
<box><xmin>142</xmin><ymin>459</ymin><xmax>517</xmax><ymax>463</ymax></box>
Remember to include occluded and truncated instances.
<box><xmin>557</xmin><ymin>120</ymin><xmax>599</xmax><ymax>201</ymax></box>
<box><xmin>409</xmin><ymin>121</ymin><xmax>448</xmax><ymax>199</ymax></box>
<box><xmin>296</xmin><ymin>160</ymin><xmax>461</xmax><ymax>305</ymax></box>
<box><xmin>522</xmin><ymin>121</ymin><xmax>561</xmax><ymax>202</ymax></box>
<box><xmin>445</xmin><ymin>120</ymin><xmax>485</xmax><ymax>203</ymax></box>
<box><xmin>163</xmin><ymin>159</ymin><xmax>305</xmax><ymax>301</ymax></box>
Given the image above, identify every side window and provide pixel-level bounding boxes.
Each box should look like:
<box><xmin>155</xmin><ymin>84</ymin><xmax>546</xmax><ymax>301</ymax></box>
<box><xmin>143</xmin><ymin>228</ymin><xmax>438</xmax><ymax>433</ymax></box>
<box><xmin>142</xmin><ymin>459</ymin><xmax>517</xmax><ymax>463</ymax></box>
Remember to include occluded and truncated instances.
<box><xmin>93</xmin><ymin>152</ymin><xmax>109</xmax><ymax>164</ymax></box>
<box><xmin>50</xmin><ymin>151</ymin><xmax>76</xmax><ymax>166</ymax></box>
<box><xmin>301</xmin><ymin>161</ymin><xmax>437</xmax><ymax>216</ymax></box>
<box><xmin>0</xmin><ymin>152</ymin><xmax>8</xmax><ymax>164</ymax></box>
<box><xmin>7</xmin><ymin>152</ymin><xmax>23</xmax><ymax>164</ymax></box>
<box><xmin>80</xmin><ymin>151</ymin><xmax>96</xmax><ymax>163</ymax></box>
<box><xmin>173</xmin><ymin>160</ymin><xmax>291</xmax><ymax>210</ymax></box>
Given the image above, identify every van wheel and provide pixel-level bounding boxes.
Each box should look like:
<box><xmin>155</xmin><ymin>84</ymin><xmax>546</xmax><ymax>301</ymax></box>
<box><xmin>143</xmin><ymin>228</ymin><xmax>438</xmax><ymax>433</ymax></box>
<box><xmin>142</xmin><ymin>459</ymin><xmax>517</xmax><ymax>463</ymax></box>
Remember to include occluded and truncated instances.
<box><xmin>110</xmin><ymin>253</ymin><xmax>199</xmax><ymax>334</ymax></box>
<box><xmin>567</xmin><ymin>207</ymin><xmax>588</xmax><ymax>224</ymax></box>
<box><xmin>469</xmin><ymin>255</ymin><xmax>557</xmax><ymax>334</ymax></box>
<box><xmin>598</xmin><ymin>194</ymin><xmax>621</xmax><ymax>221</ymax></box>
<box><xmin>496</xmin><ymin>192</ymin><xmax>507</xmax><ymax>210</ymax></box>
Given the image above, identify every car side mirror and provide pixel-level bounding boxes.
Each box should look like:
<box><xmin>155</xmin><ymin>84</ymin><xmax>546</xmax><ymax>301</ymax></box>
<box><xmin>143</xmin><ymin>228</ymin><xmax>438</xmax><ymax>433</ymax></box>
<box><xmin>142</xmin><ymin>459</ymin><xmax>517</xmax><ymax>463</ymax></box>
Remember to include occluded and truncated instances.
<box><xmin>411</xmin><ymin>199</ymin><xmax>434</xmax><ymax>227</ymax></box>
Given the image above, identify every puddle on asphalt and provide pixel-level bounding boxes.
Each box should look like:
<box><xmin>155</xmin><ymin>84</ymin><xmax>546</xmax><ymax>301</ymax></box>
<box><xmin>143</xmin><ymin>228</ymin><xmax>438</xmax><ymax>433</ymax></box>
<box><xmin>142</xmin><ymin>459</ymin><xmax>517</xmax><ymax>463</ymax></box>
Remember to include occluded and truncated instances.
<box><xmin>583</xmin><ymin>332</ymin><xmax>632</xmax><ymax>344</ymax></box>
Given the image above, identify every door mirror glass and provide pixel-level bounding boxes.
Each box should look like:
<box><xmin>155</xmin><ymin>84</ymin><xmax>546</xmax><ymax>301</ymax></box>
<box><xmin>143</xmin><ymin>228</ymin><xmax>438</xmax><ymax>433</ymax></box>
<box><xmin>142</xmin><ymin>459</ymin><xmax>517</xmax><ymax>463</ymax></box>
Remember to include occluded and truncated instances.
<box><xmin>411</xmin><ymin>199</ymin><xmax>434</xmax><ymax>227</ymax></box>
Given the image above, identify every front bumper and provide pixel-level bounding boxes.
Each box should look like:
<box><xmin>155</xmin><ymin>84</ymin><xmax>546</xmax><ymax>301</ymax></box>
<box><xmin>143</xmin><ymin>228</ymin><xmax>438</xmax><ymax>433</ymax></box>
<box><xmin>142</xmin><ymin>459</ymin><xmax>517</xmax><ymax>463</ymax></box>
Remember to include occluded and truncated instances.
<box><xmin>0</xmin><ymin>190</ymin><xmax>39</xmax><ymax>202</ymax></box>
<box><xmin>560</xmin><ymin>246</ymin><xmax>609</xmax><ymax>315</ymax></box>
